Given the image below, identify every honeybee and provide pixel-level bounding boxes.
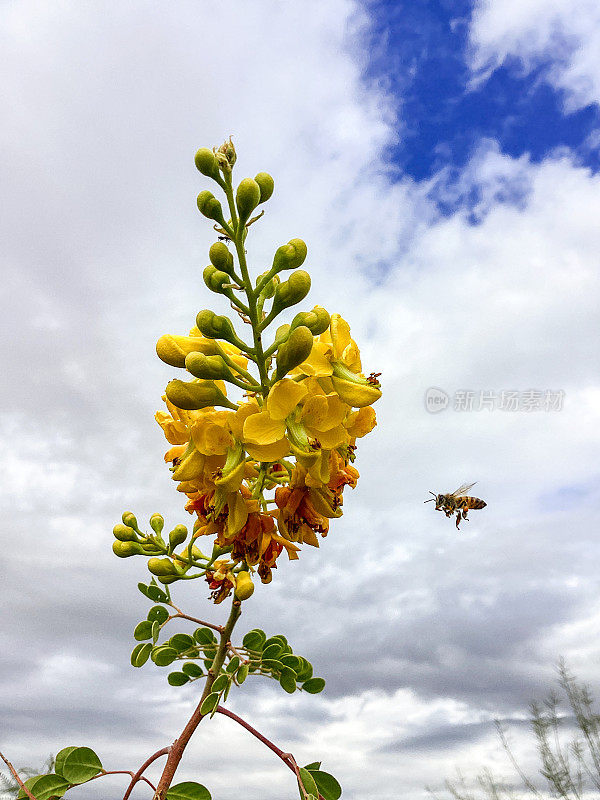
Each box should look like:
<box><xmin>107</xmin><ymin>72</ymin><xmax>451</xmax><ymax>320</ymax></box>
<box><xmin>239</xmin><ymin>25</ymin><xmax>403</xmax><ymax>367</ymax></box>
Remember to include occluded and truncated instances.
<box><xmin>424</xmin><ymin>482</ymin><xmax>486</xmax><ymax>529</ymax></box>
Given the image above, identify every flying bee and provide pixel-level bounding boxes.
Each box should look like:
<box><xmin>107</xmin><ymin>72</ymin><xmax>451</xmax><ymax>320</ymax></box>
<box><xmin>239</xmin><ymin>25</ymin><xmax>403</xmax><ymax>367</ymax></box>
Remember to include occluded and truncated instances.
<box><xmin>424</xmin><ymin>482</ymin><xmax>486</xmax><ymax>529</ymax></box>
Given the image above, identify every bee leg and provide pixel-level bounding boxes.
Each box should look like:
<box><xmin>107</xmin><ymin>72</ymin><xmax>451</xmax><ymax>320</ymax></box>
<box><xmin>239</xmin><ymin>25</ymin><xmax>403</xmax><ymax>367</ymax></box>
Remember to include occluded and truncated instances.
<box><xmin>462</xmin><ymin>509</ymin><xmax>469</xmax><ymax>521</ymax></box>
<box><xmin>455</xmin><ymin>514</ymin><xmax>461</xmax><ymax>530</ymax></box>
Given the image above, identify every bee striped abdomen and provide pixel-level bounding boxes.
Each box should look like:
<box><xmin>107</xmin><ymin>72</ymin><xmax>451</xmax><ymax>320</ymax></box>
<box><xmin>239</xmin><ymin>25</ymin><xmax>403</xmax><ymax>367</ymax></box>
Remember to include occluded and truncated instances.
<box><xmin>455</xmin><ymin>496</ymin><xmax>486</xmax><ymax>510</ymax></box>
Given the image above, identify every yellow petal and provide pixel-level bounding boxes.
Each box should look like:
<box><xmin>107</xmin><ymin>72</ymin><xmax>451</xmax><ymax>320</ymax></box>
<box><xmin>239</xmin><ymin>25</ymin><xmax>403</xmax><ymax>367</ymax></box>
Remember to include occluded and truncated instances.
<box><xmin>244</xmin><ymin>410</ymin><xmax>287</xmax><ymax>445</ymax></box>
<box><xmin>226</xmin><ymin>492</ymin><xmax>248</xmax><ymax>537</ymax></box>
<box><xmin>156</xmin><ymin>411</ymin><xmax>190</xmax><ymax>445</ymax></box>
<box><xmin>293</xmin><ymin>341</ymin><xmax>333</xmax><ymax>377</ymax></box>
<box><xmin>345</xmin><ymin>406</ymin><xmax>377</xmax><ymax>438</ymax></box>
<box><xmin>341</xmin><ymin>339</ymin><xmax>362</xmax><ymax>372</ymax></box>
<box><xmin>330</xmin><ymin>314</ymin><xmax>352</xmax><ymax>360</ymax></box>
<box><xmin>191</xmin><ymin>419</ymin><xmax>232</xmax><ymax>456</ymax></box>
<box><xmin>215</xmin><ymin>460</ymin><xmax>246</xmax><ymax>493</ymax></box>
<box><xmin>270</xmin><ymin>531</ymin><xmax>301</xmax><ymax>560</ymax></box>
<box><xmin>267</xmin><ymin>379</ymin><xmax>308</xmax><ymax>420</ymax></box>
<box><xmin>312</xmin><ymin>424</ymin><xmax>348</xmax><ymax>449</ymax></box>
<box><xmin>245</xmin><ymin>437</ymin><xmax>290</xmax><ymax>462</ymax></box>
<box><xmin>331</xmin><ymin>376</ymin><xmax>382</xmax><ymax>408</ymax></box>
<box><xmin>231</xmin><ymin>400</ymin><xmax>260</xmax><ymax>439</ymax></box>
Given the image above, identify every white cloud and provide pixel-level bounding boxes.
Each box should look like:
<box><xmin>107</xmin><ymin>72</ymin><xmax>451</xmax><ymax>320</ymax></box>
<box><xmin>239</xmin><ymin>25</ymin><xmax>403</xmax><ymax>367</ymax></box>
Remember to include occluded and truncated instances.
<box><xmin>2</xmin><ymin>1</ymin><xmax>600</xmax><ymax>799</ymax></box>
<box><xmin>469</xmin><ymin>0</ymin><xmax>600</xmax><ymax>109</ymax></box>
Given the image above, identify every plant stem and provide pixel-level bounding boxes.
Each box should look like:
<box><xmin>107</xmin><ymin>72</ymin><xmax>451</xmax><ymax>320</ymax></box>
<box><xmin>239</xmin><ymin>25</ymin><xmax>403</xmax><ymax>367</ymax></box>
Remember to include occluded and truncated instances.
<box><xmin>152</xmin><ymin>598</ymin><xmax>242</xmax><ymax>800</ymax></box>
<box><xmin>122</xmin><ymin>749</ymin><xmax>169</xmax><ymax>799</ymax></box>
<box><xmin>0</xmin><ymin>752</ymin><xmax>38</xmax><ymax>800</ymax></box>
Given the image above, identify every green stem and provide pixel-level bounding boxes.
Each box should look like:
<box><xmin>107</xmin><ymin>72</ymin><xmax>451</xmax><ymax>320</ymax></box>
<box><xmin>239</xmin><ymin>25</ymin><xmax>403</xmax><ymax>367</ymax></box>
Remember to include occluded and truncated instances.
<box><xmin>152</xmin><ymin>597</ymin><xmax>242</xmax><ymax>800</ymax></box>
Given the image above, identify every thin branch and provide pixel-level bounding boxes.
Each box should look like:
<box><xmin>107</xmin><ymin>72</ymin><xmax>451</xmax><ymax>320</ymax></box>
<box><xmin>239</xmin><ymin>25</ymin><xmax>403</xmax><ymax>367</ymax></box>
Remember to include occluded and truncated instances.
<box><xmin>0</xmin><ymin>752</ymin><xmax>38</xmax><ymax>800</ymax></box>
<box><xmin>227</xmin><ymin>641</ymin><xmax>250</xmax><ymax>665</ymax></box>
<box><xmin>86</xmin><ymin>770</ymin><xmax>156</xmax><ymax>790</ymax></box>
<box><xmin>215</xmin><ymin>706</ymin><xmax>325</xmax><ymax>800</ymax></box>
<box><xmin>168</xmin><ymin>609</ymin><xmax>223</xmax><ymax>633</ymax></box>
<box><xmin>122</xmin><ymin>749</ymin><xmax>169</xmax><ymax>800</ymax></box>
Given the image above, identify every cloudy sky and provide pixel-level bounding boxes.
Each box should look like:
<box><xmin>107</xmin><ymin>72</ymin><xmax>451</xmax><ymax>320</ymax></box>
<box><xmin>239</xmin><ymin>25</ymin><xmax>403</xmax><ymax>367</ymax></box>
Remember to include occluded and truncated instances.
<box><xmin>2</xmin><ymin>1</ymin><xmax>600</xmax><ymax>798</ymax></box>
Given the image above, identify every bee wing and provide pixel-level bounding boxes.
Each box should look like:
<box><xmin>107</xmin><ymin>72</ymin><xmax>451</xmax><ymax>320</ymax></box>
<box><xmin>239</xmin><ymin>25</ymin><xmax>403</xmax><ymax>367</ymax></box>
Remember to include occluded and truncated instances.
<box><xmin>449</xmin><ymin>482</ymin><xmax>477</xmax><ymax>497</ymax></box>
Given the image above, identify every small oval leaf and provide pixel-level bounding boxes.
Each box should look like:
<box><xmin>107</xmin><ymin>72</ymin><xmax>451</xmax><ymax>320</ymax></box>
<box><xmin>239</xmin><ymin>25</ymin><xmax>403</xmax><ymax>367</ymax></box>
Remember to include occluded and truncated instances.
<box><xmin>194</xmin><ymin>627</ymin><xmax>217</xmax><ymax>646</ymax></box>
<box><xmin>152</xmin><ymin>646</ymin><xmax>178</xmax><ymax>666</ymax></box>
<box><xmin>182</xmin><ymin>662</ymin><xmax>204</xmax><ymax>678</ymax></box>
<box><xmin>302</xmin><ymin>677</ymin><xmax>326</xmax><ymax>694</ymax></box>
<box><xmin>242</xmin><ymin>628</ymin><xmax>266</xmax><ymax>651</ymax></box>
<box><xmin>298</xmin><ymin>768</ymin><xmax>318</xmax><ymax>798</ymax></box>
<box><xmin>131</xmin><ymin>642</ymin><xmax>152</xmax><ymax>667</ymax></box>
<box><xmin>54</xmin><ymin>746</ymin><xmax>78</xmax><ymax>777</ymax></box>
<box><xmin>236</xmin><ymin>664</ymin><xmax>249</xmax><ymax>684</ymax></box>
<box><xmin>310</xmin><ymin>770</ymin><xmax>342</xmax><ymax>800</ymax></box>
<box><xmin>18</xmin><ymin>774</ymin><xmax>70</xmax><ymax>800</ymax></box>
<box><xmin>200</xmin><ymin>692</ymin><xmax>219</xmax><ymax>715</ymax></box>
<box><xmin>168</xmin><ymin>671</ymin><xmax>191</xmax><ymax>686</ymax></box>
<box><xmin>134</xmin><ymin>620</ymin><xmax>153</xmax><ymax>641</ymax></box>
<box><xmin>169</xmin><ymin>633</ymin><xmax>195</xmax><ymax>652</ymax></box>
<box><xmin>61</xmin><ymin>747</ymin><xmax>103</xmax><ymax>784</ymax></box>
<box><xmin>148</xmin><ymin>605</ymin><xmax>169</xmax><ymax>624</ymax></box>
<box><xmin>279</xmin><ymin>666</ymin><xmax>297</xmax><ymax>694</ymax></box>
<box><xmin>166</xmin><ymin>781</ymin><xmax>212</xmax><ymax>800</ymax></box>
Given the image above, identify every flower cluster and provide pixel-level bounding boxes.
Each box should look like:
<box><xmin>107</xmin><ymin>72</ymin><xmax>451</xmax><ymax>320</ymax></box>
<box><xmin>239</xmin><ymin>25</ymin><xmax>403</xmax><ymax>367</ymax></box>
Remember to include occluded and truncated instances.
<box><xmin>114</xmin><ymin>139</ymin><xmax>381</xmax><ymax>604</ymax></box>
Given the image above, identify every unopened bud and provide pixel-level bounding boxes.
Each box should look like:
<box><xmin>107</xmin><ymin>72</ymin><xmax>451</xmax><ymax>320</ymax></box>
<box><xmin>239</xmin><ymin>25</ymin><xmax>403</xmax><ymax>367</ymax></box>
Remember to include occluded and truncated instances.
<box><xmin>196</xmin><ymin>190</ymin><xmax>226</xmax><ymax>225</ymax></box>
<box><xmin>271</xmin><ymin>270</ymin><xmax>311</xmax><ymax>317</ymax></box>
<box><xmin>291</xmin><ymin>306</ymin><xmax>330</xmax><ymax>336</ymax></box>
<box><xmin>147</xmin><ymin>557</ymin><xmax>179</xmax><ymax>577</ymax></box>
<box><xmin>156</xmin><ymin>334</ymin><xmax>219</xmax><ymax>368</ymax></box>
<box><xmin>165</xmin><ymin>378</ymin><xmax>236</xmax><ymax>411</ymax></box>
<box><xmin>113</xmin><ymin>523</ymin><xmax>138</xmax><ymax>542</ymax></box>
<box><xmin>276</xmin><ymin>325</ymin><xmax>314</xmax><ymax>380</ymax></box>
<box><xmin>272</xmin><ymin>239</ymin><xmax>307</xmax><ymax>272</ymax></box>
<box><xmin>194</xmin><ymin>148</ymin><xmax>221</xmax><ymax>180</ymax></box>
<box><xmin>209</xmin><ymin>242</ymin><xmax>234</xmax><ymax>274</ymax></box>
<box><xmin>234</xmin><ymin>571</ymin><xmax>255</xmax><ymax>601</ymax></box>
<box><xmin>195</xmin><ymin>309</ymin><xmax>239</xmax><ymax>346</ymax></box>
<box><xmin>185</xmin><ymin>352</ymin><xmax>234</xmax><ymax>382</ymax></box>
<box><xmin>150</xmin><ymin>513</ymin><xmax>165</xmax><ymax>534</ymax></box>
<box><xmin>254</xmin><ymin>172</ymin><xmax>274</xmax><ymax>203</ymax></box>
<box><xmin>122</xmin><ymin>511</ymin><xmax>138</xmax><ymax>530</ymax></box>
<box><xmin>112</xmin><ymin>540</ymin><xmax>144</xmax><ymax>558</ymax></box>
<box><xmin>236</xmin><ymin>177</ymin><xmax>261</xmax><ymax>222</ymax></box>
<box><xmin>169</xmin><ymin>524</ymin><xmax>188</xmax><ymax>548</ymax></box>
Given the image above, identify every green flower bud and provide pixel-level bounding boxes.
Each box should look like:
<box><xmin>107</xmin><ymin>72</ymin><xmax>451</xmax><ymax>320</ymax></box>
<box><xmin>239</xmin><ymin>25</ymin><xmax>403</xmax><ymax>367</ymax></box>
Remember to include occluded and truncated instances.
<box><xmin>194</xmin><ymin>147</ymin><xmax>220</xmax><ymax>180</ymax></box>
<box><xmin>235</xmin><ymin>177</ymin><xmax>261</xmax><ymax>222</ymax></box>
<box><xmin>113</xmin><ymin>523</ymin><xmax>138</xmax><ymax>542</ymax></box>
<box><xmin>112</xmin><ymin>540</ymin><xmax>144</xmax><ymax>558</ymax></box>
<box><xmin>254</xmin><ymin>172</ymin><xmax>274</xmax><ymax>203</ymax></box>
<box><xmin>147</xmin><ymin>557</ymin><xmax>179</xmax><ymax>577</ymax></box>
<box><xmin>234</xmin><ymin>571</ymin><xmax>255</xmax><ymax>601</ymax></box>
<box><xmin>290</xmin><ymin>305</ymin><xmax>331</xmax><ymax>336</ymax></box>
<box><xmin>209</xmin><ymin>241</ymin><xmax>234</xmax><ymax>275</ymax></box>
<box><xmin>276</xmin><ymin>325</ymin><xmax>314</xmax><ymax>380</ymax></box>
<box><xmin>165</xmin><ymin>378</ymin><xmax>237</xmax><ymax>411</ymax></box>
<box><xmin>203</xmin><ymin>265</ymin><xmax>231</xmax><ymax>294</ymax></box>
<box><xmin>272</xmin><ymin>239</ymin><xmax>307</xmax><ymax>272</ymax></box>
<box><xmin>169</xmin><ymin>524</ymin><xmax>188</xmax><ymax>549</ymax></box>
<box><xmin>185</xmin><ymin>352</ymin><xmax>235</xmax><ymax>382</ymax></box>
<box><xmin>215</xmin><ymin>137</ymin><xmax>236</xmax><ymax>170</ymax></box>
<box><xmin>195</xmin><ymin>309</ymin><xmax>240</xmax><ymax>347</ymax></box>
<box><xmin>150</xmin><ymin>513</ymin><xmax>164</xmax><ymax>534</ymax></box>
<box><xmin>271</xmin><ymin>270</ymin><xmax>311</xmax><ymax>317</ymax></box>
<box><xmin>156</xmin><ymin>334</ymin><xmax>220</xmax><ymax>368</ymax></box>
<box><xmin>122</xmin><ymin>511</ymin><xmax>138</xmax><ymax>530</ymax></box>
<box><xmin>196</xmin><ymin>190</ymin><xmax>226</xmax><ymax>225</ymax></box>
<box><xmin>141</xmin><ymin>539</ymin><xmax>163</xmax><ymax>554</ymax></box>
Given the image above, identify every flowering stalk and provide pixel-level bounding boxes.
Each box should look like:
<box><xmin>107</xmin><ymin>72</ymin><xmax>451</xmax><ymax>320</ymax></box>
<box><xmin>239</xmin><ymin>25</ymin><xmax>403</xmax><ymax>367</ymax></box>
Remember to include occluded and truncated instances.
<box><xmin>11</xmin><ymin>139</ymin><xmax>381</xmax><ymax>800</ymax></box>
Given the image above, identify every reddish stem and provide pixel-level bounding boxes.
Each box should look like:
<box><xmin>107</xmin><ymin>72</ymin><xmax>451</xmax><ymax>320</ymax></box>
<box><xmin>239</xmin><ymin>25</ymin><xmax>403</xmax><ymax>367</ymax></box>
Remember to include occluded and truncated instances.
<box><xmin>122</xmin><ymin>749</ymin><xmax>169</xmax><ymax>799</ymax></box>
<box><xmin>0</xmin><ymin>752</ymin><xmax>37</xmax><ymax>800</ymax></box>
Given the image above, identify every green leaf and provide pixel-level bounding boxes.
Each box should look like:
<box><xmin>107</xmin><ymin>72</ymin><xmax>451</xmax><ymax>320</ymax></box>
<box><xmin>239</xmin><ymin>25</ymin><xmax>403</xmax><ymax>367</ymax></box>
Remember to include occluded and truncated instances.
<box><xmin>61</xmin><ymin>747</ymin><xmax>103</xmax><ymax>784</ymax></box>
<box><xmin>137</xmin><ymin>581</ymin><xmax>151</xmax><ymax>598</ymax></box>
<box><xmin>303</xmin><ymin>762</ymin><xmax>321</xmax><ymax>771</ymax></box>
<box><xmin>226</xmin><ymin>656</ymin><xmax>240</xmax><ymax>673</ymax></box>
<box><xmin>169</xmin><ymin>633</ymin><xmax>195</xmax><ymax>652</ymax></box>
<box><xmin>279</xmin><ymin>666</ymin><xmax>297</xmax><ymax>694</ymax></box>
<box><xmin>242</xmin><ymin>628</ymin><xmax>266</xmax><ymax>650</ymax></box>
<box><xmin>200</xmin><ymin>692</ymin><xmax>219</xmax><ymax>715</ymax></box>
<box><xmin>212</xmin><ymin>674</ymin><xmax>229</xmax><ymax>694</ymax></box>
<box><xmin>18</xmin><ymin>774</ymin><xmax>70</xmax><ymax>800</ymax></box>
<box><xmin>148</xmin><ymin>605</ymin><xmax>169</xmax><ymax>624</ymax></box>
<box><xmin>194</xmin><ymin>627</ymin><xmax>217</xmax><ymax>646</ymax></box>
<box><xmin>131</xmin><ymin>642</ymin><xmax>152</xmax><ymax>667</ymax></box>
<box><xmin>54</xmin><ymin>747</ymin><xmax>78</xmax><ymax>777</ymax></box>
<box><xmin>133</xmin><ymin>620</ymin><xmax>154</xmax><ymax>641</ymax></box>
<box><xmin>296</xmin><ymin>658</ymin><xmax>313</xmax><ymax>682</ymax></box>
<box><xmin>309</xmin><ymin>770</ymin><xmax>342</xmax><ymax>800</ymax></box>
<box><xmin>236</xmin><ymin>664</ymin><xmax>249</xmax><ymax>684</ymax></box>
<box><xmin>262</xmin><ymin>643</ymin><xmax>283</xmax><ymax>660</ymax></box>
<box><xmin>166</xmin><ymin>781</ymin><xmax>211</xmax><ymax>800</ymax></box>
<box><xmin>152</xmin><ymin>646</ymin><xmax>178</xmax><ymax>666</ymax></box>
<box><xmin>147</xmin><ymin>584</ymin><xmax>169</xmax><ymax>602</ymax></box>
<box><xmin>298</xmin><ymin>768</ymin><xmax>318</xmax><ymax>798</ymax></box>
<box><xmin>182</xmin><ymin>662</ymin><xmax>204</xmax><ymax>678</ymax></box>
<box><xmin>262</xmin><ymin>658</ymin><xmax>284</xmax><ymax>672</ymax></box>
<box><xmin>152</xmin><ymin>620</ymin><xmax>161</xmax><ymax>644</ymax></box>
<box><xmin>302</xmin><ymin>677</ymin><xmax>326</xmax><ymax>694</ymax></box>
<box><xmin>280</xmin><ymin>654</ymin><xmax>302</xmax><ymax>672</ymax></box>
<box><xmin>270</xmin><ymin>634</ymin><xmax>288</xmax><ymax>647</ymax></box>
<box><xmin>168</xmin><ymin>671</ymin><xmax>191</xmax><ymax>686</ymax></box>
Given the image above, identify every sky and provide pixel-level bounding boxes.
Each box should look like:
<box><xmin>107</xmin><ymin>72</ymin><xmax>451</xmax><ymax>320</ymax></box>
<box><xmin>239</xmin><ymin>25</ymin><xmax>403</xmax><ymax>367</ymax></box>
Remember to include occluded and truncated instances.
<box><xmin>2</xmin><ymin>1</ymin><xmax>600</xmax><ymax>798</ymax></box>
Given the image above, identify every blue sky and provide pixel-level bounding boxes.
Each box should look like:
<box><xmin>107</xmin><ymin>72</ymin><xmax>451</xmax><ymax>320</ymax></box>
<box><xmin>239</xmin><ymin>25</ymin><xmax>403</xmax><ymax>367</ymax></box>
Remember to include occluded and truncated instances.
<box><xmin>2</xmin><ymin>1</ymin><xmax>600</xmax><ymax>799</ymax></box>
<box><xmin>364</xmin><ymin>0</ymin><xmax>600</xmax><ymax>189</ymax></box>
